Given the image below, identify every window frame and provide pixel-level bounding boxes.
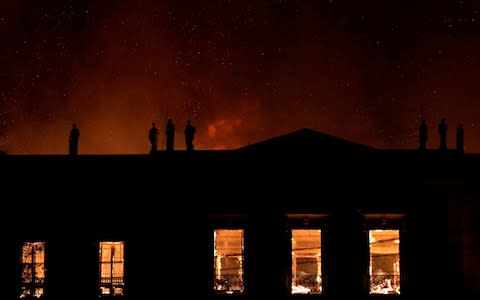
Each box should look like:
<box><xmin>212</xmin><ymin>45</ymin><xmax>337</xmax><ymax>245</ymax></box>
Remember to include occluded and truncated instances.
<box><xmin>364</xmin><ymin>214</ymin><xmax>406</xmax><ymax>297</ymax></box>
<box><xmin>98</xmin><ymin>241</ymin><xmax>126</xmax><ymax>297</ymax></box>
<box><xmin>287</xmin><ymin>214</ymin><xmax>328</xmax><ymax>296</ymax></box>
<box><xmin>20</xmin><ymin>241</ymin><xmax>46</xmax><ymax>299</ymax></box>
<box><xmin>208</xmin><ymin>214</ymin><xmax>247</xmax><ymax>296</ymax></box>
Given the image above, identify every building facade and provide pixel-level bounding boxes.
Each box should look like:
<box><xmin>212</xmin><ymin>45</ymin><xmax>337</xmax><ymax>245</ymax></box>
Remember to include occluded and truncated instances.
<box><xmin>1</xmin><ymin>129</ymin><xmax>480</xmax><ymax>299</ymax></box>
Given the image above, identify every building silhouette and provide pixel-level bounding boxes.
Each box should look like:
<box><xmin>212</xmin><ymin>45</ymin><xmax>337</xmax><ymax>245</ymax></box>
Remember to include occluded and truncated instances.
<box><xmin>1</xmin><ymin>128</ymin><xmax>479</xmax><ymax>300</ymax></box>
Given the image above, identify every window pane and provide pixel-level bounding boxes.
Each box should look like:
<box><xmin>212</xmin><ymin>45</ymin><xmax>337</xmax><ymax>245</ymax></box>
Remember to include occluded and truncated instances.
<box><xmin>99</xmin><ymin>242</ymin><xmax>125</xmax><ymax>296</ymax></box>
<box><xmin>100</xmin><ymin>263</ymin><xmax>112</xmax><ymax>280</ymax></box>
<box><xmin>291</xmin><ymin>229</ymin><xmax>322</xmax><ymax>294</ymax></box>
<box><xmin>34</xmin><ymin>264</ymin><xmax>45</xmax><ymax>280</ymax></box>
<box><xmin>369</xmin><ymin>230</ymin><xmax>400</xmax><ymax>294</ymax></box>
<box><xmin>21</xmin><ymin>242</ymin><xmax>46</xmax><ymax>299</ymax></box>
<box><xmin>22</xmin><ymin>246</ymin><xmax>33</xmax><ymax>264</ymax></box>
<box><xmin>213</xmin><ymin>229</ymin><xmax>244</xmax><ymax>294</ymax></box>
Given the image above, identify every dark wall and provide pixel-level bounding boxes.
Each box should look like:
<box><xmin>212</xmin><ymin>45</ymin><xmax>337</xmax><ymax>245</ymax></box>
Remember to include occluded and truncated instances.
<box><xmin>1</xmin><ymin>151</ymin><xmax>480</xmax><ymax>299</ymax></box>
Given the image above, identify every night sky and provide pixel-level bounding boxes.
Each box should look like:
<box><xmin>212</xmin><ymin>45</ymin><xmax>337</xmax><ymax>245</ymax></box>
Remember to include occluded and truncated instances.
<box><xmin>2</xmin><ymin>0</ymin><xmax>480</xmax><ymax>154</ymax></box>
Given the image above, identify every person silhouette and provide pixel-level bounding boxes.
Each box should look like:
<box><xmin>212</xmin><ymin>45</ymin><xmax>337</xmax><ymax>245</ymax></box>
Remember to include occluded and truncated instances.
<box><xmin>69</xmin><ymin>123</ymin><xmax>80</xmax><ymax>156</ymax></box>
<box><xmin>456</xmin><ymin>123</ymin><xmax>464</xmax><ymax>154</ymax></box>
<box><xmin>148</xmin><ymin>122</ymin><xmax>158</xmax><ymax>154</ymax></box>
<box><xmin>438</xmin><ymin>118</ymin><xmax>447</xmax><ymax>151</ymax></box>
<box><xmin>165</xmin><ymin>119</ymin><xmax>175</xmax><ymax>152</ymax></box>
<box><xmin>419</xmin><ymin>119</ymin><xmax>428</xmax><ymax>150</ymax></box>
<box><xmin>184</xmin><ymin>120</ymin><xmax>196</xmax><ymax>151</ymax></box>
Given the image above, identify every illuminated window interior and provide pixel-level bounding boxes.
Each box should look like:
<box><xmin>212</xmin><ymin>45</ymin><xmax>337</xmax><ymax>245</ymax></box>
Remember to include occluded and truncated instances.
<box><xmin>291</xmin><ymin>229</ymin><xmax>322</xmax><ymax>294</ymax></box>
<box><xmin>20</xmin><ymin>242</ymin><xmax>46</xmax><ymax>299</ymax></box>
<box><xmin>213</xmin><ymin>229</ymin><xmax>244</xmax><ymax>294</ymax></box>
<box><xmin>99</xmin><ymin>242</ymin><xmax>125</xmax><ymax>296</ymax></box>
<box><xmin>369</xmin><ymin>230</ymin><xmax>400</xmax><ymax>295</ymax></box>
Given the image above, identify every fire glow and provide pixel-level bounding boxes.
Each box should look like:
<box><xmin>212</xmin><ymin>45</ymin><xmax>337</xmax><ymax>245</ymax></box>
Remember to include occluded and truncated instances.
<box><xmin>213</xmin><ymin>229</ymin><xmax>244</xmax><ymax>294</ymax></box>
<box><xmin>291</xmin><ymin>229</ymin><xmax>322</xmax><ymax>294</ymax></box>
<box><xmin>99</xmin><ymin>241</ymin><xmax>125</xmax><ymax>296</ymax></box>
<box><xmin>4</xmin><ymin>1</ymin><xmax>480</xmax><ymax>154</ymax></box>
<box><xmin>21</xmin><ymin>242</ymin><xmax>45</xmax><ymax>299</ymax></box>
<box><xmin>369</xmin><ymin>230</ymin><xmax>401</xmax><ymax>295</ymax></box>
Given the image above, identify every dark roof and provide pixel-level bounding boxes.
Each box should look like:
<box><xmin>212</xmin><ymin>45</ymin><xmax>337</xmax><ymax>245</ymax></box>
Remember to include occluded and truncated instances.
<box><xmin>237</xmin><ymin>128</ymin><xmax>375</xmax><ymax>153</ymax></box>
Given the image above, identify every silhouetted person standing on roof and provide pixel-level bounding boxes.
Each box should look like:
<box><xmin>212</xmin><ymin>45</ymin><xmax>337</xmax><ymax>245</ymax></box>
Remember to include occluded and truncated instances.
<box><xmin>69</xmin><ymin>123</ymin><xmax>80</xmax><ymax>156</ymax></box>
<box><xmin>148</xmin><ymin>122</ymin><xmax>158</xmax><ymax>154</ymax></box>
<box><xmin>438</xmin><ymin>118</ymin><xmax>447</xmax><ymax>151</ymax></box>
<box><xmin>456</xmin><ymin>123</ymin><xmax>464</xmax><ymax>154</ymax></box>
<box><xmin>184</xmin><ymin>120</ymin><xmax>196</xmax><ymax>151</ymax></box>
<box><xmin>419</xmin><ymin>119</ymin><xmax>428</xmax><ymax>150</ymax></box>
<box><xmin>165</xmin><ymin>118</ymin><xmax>175</xmax><ymax>152</ymax></box>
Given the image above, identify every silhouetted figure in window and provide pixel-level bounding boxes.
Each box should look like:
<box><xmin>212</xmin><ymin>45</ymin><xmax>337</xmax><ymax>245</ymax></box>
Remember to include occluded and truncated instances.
<box><xmin>69</xmin><ymin>123</ymin><xmax>80</xmax><ymax>156</ymax></box>
<box><xmin>148</xmin><ymin>122</ymin><xmax>158</xmax><ymax>154</ymax></box>
<box><xmin>165</xmin><ymin>119</ymin><xmax>175</xmax><ymax>152</ymax></box>
<box><xmin>438</xmin><ymin>118</ymin><xmax>447</xmax><ymax>151</ymax></box>
<box><xmin>419</xmin><ymin>119</ymin><xmax>428</xmax><ymax>150</ymax></box>
<box><xmin>184</xmin><ymin>120</ymin><xmax>196</xmax><ymax>151</ymax></box>
<box><xmin>456</xmin><ymin>123</ymin><xmax>464</xmax><ymax>154</ymax></box>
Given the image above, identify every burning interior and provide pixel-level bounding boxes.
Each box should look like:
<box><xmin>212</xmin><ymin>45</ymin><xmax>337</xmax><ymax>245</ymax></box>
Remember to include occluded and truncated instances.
<box><xmin>99</xmin><ymin>242</ymin><xmax>125</xmax><ymax>296</ymax></box>
<box><xmin>291</xmin><ymin>229</ymin><xmax>322</xmax><ymax>294</ymax></box>
<box><xmin>213</xmin><ymin>229</ymin><xmax>244</xmax><ymax>294</ymax></box>
<box><xmin>20</xmin><ymin>242</ymin><xmax>45</xmax><ymax>299</ymax></box>
<box><xmin>369</xmin><ymin>230</ymin><xmax>400</xmax><ymax>294</ymax></box>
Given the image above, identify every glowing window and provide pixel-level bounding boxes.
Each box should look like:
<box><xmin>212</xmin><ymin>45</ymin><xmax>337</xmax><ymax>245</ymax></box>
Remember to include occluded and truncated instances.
<box><xmin>213</xmin><ymin>229</ymin><xmax>244</xmax><ymax>294</ymax></box>
<box><xmin>99</xmin><ymin>242</ymin><xmax>125</xmax><ymax>296</ymax></box>
<box><xmin>291</xmin><ymin>229</ymin><xmax>322</xmax><ymax>294</ymax></box>
<box><xmin>20</xmin><ymin>242</ymin><xmax>46</xmax><ymax>299</ymax></box>
<box><xmin>369</xmin><ymin>230</ymin><xmax>400</xmax><ymax>295</ymax></box>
